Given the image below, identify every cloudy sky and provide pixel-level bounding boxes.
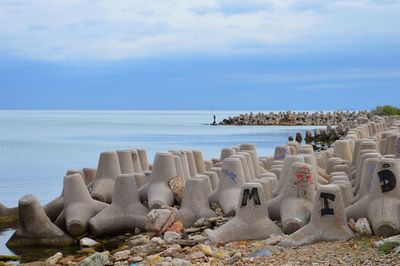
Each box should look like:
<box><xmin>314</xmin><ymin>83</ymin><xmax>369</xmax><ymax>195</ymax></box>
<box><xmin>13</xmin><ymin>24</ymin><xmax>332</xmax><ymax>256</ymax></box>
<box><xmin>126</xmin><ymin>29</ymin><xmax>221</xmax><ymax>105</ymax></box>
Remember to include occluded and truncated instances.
<box><xmin>0</xmin><ymin>0</ymin><xmax>399</xmax><ymax>110</ymax></box>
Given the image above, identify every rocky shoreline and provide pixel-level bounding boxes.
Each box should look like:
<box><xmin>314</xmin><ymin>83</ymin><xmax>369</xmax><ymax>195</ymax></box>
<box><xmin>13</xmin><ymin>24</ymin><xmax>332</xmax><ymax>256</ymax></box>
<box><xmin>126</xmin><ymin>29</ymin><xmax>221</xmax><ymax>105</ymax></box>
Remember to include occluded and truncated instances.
<box><xmin>214</xmin><ymin>110</ymin><xmax>369</xmax><ymax>126</ymax></box>
<box><xmin>1</xmin><ymin>113</ymin><xmax>400</xmax><ymax>266</ymax></box>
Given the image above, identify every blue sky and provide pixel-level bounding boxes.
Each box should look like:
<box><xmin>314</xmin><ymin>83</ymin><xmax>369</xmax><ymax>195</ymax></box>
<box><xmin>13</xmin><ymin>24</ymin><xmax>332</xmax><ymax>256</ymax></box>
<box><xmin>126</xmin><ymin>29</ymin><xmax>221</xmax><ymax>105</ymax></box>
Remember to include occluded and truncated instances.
<box><xmin>0</xmin><ymin>0</ymin><xmax>399</xmax><ymax>110</ymax></box>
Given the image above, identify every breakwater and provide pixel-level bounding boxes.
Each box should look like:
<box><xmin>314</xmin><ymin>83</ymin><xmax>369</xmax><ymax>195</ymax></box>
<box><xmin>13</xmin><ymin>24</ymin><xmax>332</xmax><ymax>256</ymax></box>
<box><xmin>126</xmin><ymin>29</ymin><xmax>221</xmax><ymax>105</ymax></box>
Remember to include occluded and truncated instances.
<box><xmin>215</xmin><ymin>110</ymin><xmax>369</xmax><ymax>126</ymax></box>
<box><xmin>1</xmin><ymin>112</ymin><xmax>400</xmax><ymax>265</ymax></box>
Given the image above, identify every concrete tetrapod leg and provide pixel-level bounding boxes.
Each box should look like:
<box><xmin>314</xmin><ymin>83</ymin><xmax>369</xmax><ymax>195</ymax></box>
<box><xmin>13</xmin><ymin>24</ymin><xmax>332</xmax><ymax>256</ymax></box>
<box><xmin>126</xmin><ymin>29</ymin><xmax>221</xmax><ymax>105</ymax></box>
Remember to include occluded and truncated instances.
<box><xmin>43</xmin><ymin>192</ymin><xmax>64</xmax><ymax>222</ymax></box>
<box><xmin>272</xmin><ymin>155</ymin><xmax>305</xmax><ymax>197</ymax></box>
<box><xmin>274</xmin><ymin>145</ymin><xmax>290</xmax><ymax>161</ymax></box>
<box><xmin>83</xmin><ymin>168</ymin><xmax>97</xmax><ymax>185</ymax></box>
<box><xmin>206</xmin><ymin>183</ymin><xmax>282</xmax><ymax>243</ymax></box>
<box><xmin>267</xmin><ymin>163</ymin><xmax>315</xmax><ymax>234</ymax></box>
<box><xmin>91</xmin><ymin>151</ymin><xmax>121</xmax><ymax>203</ymax></box>
<box><xmin>237</xmin><ymin>152</ymin><xmax>256</xmax><ymax>180</ymax></box>
<box><xmin>89</xmin><ymin>174</ymin><xmax>148</xmax><ymax>236</ymax></box>
<box><xmin>218</xmin><ymin>158</ymin><xmax>246</xmax><ymax>216</ymax></box>
<box><xmin>170</xmin><ymin>150</ymin><xmax>191</xmax><ymax>180</ymax></box>
<box><xmin>352</xmin><ymin>157</ymin><xmax>380</xmax><ymax>203</ymax></box>
<box><xmin>117</xmin><ymin>150</ymin><xmax>135</xmax><ymax>174</ymax></box>
<box><xmin>330</xmin><ymin>179</ymin><xmax>354</xmax><ymax>207</ymax></box>
<box><xmin>136</xmin><ymin>148</ymin><xmax>150</xmax><ymax>172</ymax></box>
<box><xmin>334</xmin><ymin>140</ymin><xmax>353</xmax><ymax>162</ymax></box>
<box><xmin>177</xmin><ymin>178</ymin><xmax>217</xmax><ymax>227</ymax></box>
<box><xmin>192</xmin><ymin>150</ymin><xmax>206</xmax><ymax>174</ymax></box>
<box><xmin>63</xmin><ymin>174</ymin><xmax>108</xmax><ymax>236</ymax></box>
<box><xmin>242</xmin><ymin>150</ymin><xmax>260</xmax><ymax>178</ymax></box>
<box><xmin>130</xmin><ymin>149</ymin><xmax>143</xmax><ymax>173</ymax></box>
<box><xmin>147</xmin><ymin>152</ymin><xmax>177</xmax><ymax>210</ymax></box>
<box><xmin>204</xmin><ymin>171</ymin><xmax>219</xmax><ymax>191</ymax></box>
<box><xmin>173</xmin><ymin>155</ymin><xmax>186</xmax><ymax>186</ymax></box>
<box><xmin>231</xmin><ymin>154</ymin><xmax>252</xmax><ymax>182</ymax></box>
<box><xmin>0</xmin><ymin>203</ymin><xmax>18</xmax><ymax>224</ymax></box>
<box><xmin>6</xmin><ymin>195</ymin><xmax>74</xmax><ymax>248</ymax></box>
<box><xmin>281</xmin><ymin>184</ymin><xmax>354</xmax><ymax>247</ymax></box>
<box><xmin>220</xmin><ymin>147</ymin><xmax>236</xmax><ymax>161</ymax></box>
<box><xmin>185</xmin><ymin>151</ymin><xmax>198</xmax><ymax>177</ymax></box>
<box><xmin>259</xmin><ymin>172</ymin><xmax>279</xmax><ymax>191</ymax></box>
<box><xmin>347</xmin><ymin>158</ymin><xmax>400</xmax><ymax>237</ymax></box>
<box><xmin>133</xmin><ymin>172</ymin><xmax>148</xmax><ymax>190</ymax></box>
<box><xmin>353</xmin><ymin>152</ymin><xmax>381</xmax><ymax>194</ymax></box>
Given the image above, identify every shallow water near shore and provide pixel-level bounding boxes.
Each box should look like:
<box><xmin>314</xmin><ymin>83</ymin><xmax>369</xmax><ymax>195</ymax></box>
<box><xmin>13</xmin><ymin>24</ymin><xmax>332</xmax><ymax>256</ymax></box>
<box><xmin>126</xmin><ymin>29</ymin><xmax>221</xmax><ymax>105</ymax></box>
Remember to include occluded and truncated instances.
<box><xmin>0</xmin><ymin>110</ymin><xmax>323</xmax><ymax>260</ymax></box>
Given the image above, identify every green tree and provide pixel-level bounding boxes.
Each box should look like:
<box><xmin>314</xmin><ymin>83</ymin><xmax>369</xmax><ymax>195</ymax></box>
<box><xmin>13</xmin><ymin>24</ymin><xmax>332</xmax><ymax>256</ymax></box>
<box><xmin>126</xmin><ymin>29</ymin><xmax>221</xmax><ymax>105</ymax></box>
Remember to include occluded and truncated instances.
<box><xmin>371</xmin><ymin>105</ymin><xmax>400</xmax><ymax>116</ymax></box>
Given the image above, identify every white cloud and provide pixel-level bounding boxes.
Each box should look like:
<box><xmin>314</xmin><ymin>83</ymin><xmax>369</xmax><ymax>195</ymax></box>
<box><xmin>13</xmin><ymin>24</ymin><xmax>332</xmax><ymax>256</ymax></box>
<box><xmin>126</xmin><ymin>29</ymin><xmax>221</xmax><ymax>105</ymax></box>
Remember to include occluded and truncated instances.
<box><xmin>0</xmin><ymin>0</ymin><xmax>399</xmax><ymax>60</ymax></box>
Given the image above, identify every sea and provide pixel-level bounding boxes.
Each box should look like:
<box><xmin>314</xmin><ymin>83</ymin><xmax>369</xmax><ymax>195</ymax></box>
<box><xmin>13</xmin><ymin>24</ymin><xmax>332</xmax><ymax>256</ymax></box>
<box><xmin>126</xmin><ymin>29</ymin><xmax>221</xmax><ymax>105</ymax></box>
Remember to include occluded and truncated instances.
<box><xmin>0</xmin><ymin>110</ymin><xmax>324</xmax><ymax>260</ymax></box>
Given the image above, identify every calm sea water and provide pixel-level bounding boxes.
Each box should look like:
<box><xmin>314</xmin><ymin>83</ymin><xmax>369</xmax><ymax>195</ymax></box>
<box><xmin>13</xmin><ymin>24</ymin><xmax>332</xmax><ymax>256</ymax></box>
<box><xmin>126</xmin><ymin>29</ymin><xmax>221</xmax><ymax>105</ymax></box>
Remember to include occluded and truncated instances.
<box><xmin>0</xmin><ymin>110</ymin><xmax>322</xmax><ymax>258</ymax></box>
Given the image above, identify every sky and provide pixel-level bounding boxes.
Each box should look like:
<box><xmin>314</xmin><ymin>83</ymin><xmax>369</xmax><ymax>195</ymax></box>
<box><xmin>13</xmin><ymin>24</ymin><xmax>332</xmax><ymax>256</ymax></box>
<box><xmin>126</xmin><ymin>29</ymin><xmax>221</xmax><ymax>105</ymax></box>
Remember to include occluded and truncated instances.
<box><xmin>0</xmin><ymin>0</ymin><xmax>399</xmax><ymax>110</ymax></box>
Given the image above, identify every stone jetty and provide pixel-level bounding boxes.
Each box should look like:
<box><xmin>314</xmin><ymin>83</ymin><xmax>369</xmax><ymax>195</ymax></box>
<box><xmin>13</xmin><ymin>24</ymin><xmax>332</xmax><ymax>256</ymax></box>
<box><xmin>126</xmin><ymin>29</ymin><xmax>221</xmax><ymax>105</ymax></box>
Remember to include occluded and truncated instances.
<box><xmin>2</xmin><ymin>113</ymin><xmax>400</xmax><ymax>265</ymax></box>
<box><xmin>216</xmin><ymin>110</ymin><xmax>369</xmax><ymax>126</ymax></box>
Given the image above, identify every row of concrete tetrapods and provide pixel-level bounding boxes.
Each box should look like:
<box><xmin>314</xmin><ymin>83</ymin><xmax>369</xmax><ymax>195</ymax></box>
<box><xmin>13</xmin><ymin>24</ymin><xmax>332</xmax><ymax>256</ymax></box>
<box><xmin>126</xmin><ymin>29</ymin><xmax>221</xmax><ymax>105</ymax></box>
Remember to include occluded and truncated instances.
<box><xmin>4</xmin><ymin>115</ymin><xmax>400</xmax><ymax>249</ymax></box>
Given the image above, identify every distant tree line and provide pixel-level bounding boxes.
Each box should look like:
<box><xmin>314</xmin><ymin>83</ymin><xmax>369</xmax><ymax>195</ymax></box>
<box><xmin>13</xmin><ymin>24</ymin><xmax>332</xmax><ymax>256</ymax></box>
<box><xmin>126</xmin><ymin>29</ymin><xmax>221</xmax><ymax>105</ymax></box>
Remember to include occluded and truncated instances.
<box><xmin>371</xmin><ymin>105</ymin><xmax>400</xmax><ymax>116</ymax></box>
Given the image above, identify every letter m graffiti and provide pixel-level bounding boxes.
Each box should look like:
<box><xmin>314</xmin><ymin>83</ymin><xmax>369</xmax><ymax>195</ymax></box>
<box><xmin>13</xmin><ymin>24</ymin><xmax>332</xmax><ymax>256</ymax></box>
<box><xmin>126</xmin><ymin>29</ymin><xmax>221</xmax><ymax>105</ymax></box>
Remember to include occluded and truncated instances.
<box><xmin>241</xmin><ymin>187</ymin><xmax>262</xmax><ymax>207</ymax></box>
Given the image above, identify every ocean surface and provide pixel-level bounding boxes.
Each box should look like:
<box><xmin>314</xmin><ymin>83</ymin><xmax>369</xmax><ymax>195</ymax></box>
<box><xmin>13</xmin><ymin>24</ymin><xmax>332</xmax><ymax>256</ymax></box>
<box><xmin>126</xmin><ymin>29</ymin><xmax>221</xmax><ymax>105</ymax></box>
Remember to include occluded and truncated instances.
<box><xmin>0</xmin><ymin>110</ymin><xmax>323</xmax><ymax>258</ymax></box>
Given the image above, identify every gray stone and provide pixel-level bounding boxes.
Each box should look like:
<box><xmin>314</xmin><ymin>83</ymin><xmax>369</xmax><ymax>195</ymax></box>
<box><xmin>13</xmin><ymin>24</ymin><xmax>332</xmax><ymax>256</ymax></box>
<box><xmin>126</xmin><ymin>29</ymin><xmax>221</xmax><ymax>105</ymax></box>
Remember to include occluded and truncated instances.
<box><xmin>185</xmin><ymin>251</ymin><xmax>205</xmax><ymax>261</ymax></box>
<box><xmin>112</xmin><ymin>250</ymin><xmax>130</xmax><ymax>262</ymax></box>
<box><xmin>163</xmin><ymin>231</ymin><xmax>181</xmax><ymax>243</ymax></box>
<box><xmin>145</xmin><ymin>209</ymin><xmax>175</xmax><ymax>236</ymax></box>
<box><xmin>76</xmin><ymin>251</ymin><xmax>110</xmax><ymax>266</ymax></box>
<box><xmin>355</xmin><ymin>218</ymin><xmax>372</xmax><ymax>236</ymax></box>
<box><xmin>80</xmin><ymin>237</ymin><xmax>100</xmax><ymax>247</ymax></box>
<box><xmin>44</xmin><ymin>252</ymin><xmax>62</xmax><ymax>265</ymax></box>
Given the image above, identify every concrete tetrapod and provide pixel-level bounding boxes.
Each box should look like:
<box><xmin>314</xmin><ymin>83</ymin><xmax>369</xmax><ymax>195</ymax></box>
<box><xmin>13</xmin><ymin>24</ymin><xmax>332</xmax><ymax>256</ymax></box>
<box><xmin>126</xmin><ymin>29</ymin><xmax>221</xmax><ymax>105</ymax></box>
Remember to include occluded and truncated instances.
<box><xmin>206</xmin><ymin>183</ymin><xmax>282</xmax><ymax>243</ymax></box>
<box><xmin>147</xmin><ymin>152</ymin><xmax>177</xmax><ymax>210</ymax></box>
<box><xmin>267</xmin><ymin>163</ymin><xmax>315</xmax><ymax>234</ymax></box>
<box><xmin>281</xmin><ymin>184</ymin><xmax>354</xmax><ymax>247</ymax></box>
<box><xmin>6</xmin><ymin>195</ymin><xmax>74</xmax><ymax>248</ymax></box>
<box><xmin>44</xmin><ymin>172</ymin><xmax>92</xmax><ymax>222</ymax></box>
<box><xmin>272</xmin><ymin>155</ymin><xmax>305</xmax><ymax>197</ymax></box>
<box><xmin>177</xmin><ymin>178</ymin><xmax>217</xmax><ymax>227</ymax></box>
<box><xmin>91</xmin><ymin>151</ymin><xmax>121</xmax><ymax>203</ymax></box>
<box><xmin>346</xmin><ymin>158</ymin><xmax>400</xmax><ymax>237</ymax></box>
<box><xmin>218</xmin><ymin>158</ymin><xmax>246</xmax><ymax>216</ymax></box>
<box><xmin>89</xmin><ymin>174</ymin><xmax>148</xmax><ymax>236</ymax></box>
<box><xmin>63</xmin><ymin>174</ymin><xmax>108</xmax><ymax>236</ymax></box>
